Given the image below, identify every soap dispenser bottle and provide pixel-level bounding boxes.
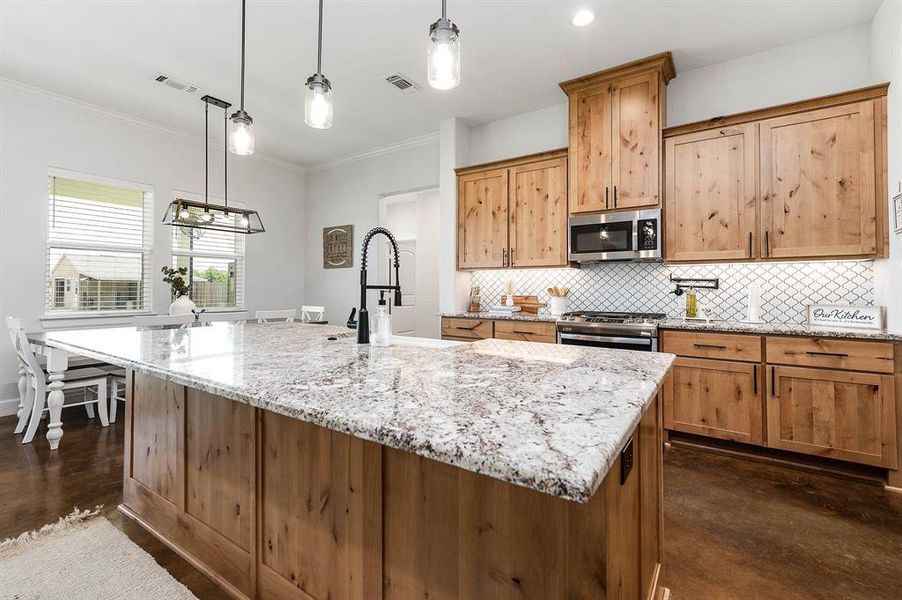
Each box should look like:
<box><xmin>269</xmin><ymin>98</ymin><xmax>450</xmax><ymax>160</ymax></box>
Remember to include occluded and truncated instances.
<box><xmin>370</xmin><ymin>291</ymin><xmax>392</xmax><ymax>347</ymax></box>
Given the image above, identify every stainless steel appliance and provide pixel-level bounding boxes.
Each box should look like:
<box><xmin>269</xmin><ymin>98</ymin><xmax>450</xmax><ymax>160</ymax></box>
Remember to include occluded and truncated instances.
<box><xmin>556</xmin><ymin>311</ymin><xmax>665</xmax><ymax>351</ymax></box>
<box><xmin>568</xmin><ymin>208</ymin><xmax>661</xmax><ymax>262</ymax></box>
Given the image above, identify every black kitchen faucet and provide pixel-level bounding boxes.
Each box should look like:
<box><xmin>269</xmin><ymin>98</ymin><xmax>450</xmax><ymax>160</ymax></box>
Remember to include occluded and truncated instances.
<box><xmin>356</xmin><ymin>227</ymin><xmax>402</xmax><ymax>344</ymax></box>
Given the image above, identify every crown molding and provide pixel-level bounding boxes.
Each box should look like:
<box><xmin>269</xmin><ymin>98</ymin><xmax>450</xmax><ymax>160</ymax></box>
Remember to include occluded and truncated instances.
<box><xmin>305</xmin><ymin>131</ymin><xmax>440</xmax><ymax>173</ymax></box>
<box><xmin>0</xmin><ymin>77</ymin><xmax>307</xmax><ymax>174</ymax></box>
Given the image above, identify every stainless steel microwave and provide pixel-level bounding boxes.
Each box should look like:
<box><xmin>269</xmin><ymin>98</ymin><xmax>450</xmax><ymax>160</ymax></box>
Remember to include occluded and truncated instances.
<box><xmin>568</xmin><ymin>209</ymin><xmax>662</xmax><ymax>262</ymax></box>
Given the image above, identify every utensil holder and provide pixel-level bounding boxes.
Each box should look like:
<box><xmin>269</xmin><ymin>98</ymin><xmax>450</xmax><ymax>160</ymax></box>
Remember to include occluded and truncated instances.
<box><xmin>549</xmin><ymin>296</ymin><xmax>570</xmax><ymax>317</ymax></box>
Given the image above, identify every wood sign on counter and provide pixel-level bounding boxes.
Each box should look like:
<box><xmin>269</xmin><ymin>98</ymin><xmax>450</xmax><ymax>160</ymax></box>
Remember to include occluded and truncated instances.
<box><xmin>323</xmin><ymin>224</ymin><xmax>353</xmax><ymax>268</ymax></box>
<box><xmin>807</xmin><ymin>304</ymin><xmax>885</xmax><ymax>330</ymax></box>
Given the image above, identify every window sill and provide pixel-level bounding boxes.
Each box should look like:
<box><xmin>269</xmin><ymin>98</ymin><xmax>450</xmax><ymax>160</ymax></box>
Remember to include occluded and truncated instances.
<box><xmin>41</xmin><ymin>311</ymin><xmax>153</xmax><ymax>322</ymax></box>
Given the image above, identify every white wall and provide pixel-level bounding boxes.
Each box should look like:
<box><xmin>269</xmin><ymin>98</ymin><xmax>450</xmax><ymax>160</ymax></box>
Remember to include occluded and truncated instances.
<box><xmin>468</xmin><ymin>103</ymin><xmax>568</xmax><ymax>165</ymax></box>
<box><xmin>0</xmin><ymin>82</ymin><xmax>306</xmax><ymax>406</ymax></box>
<box><xmin>438</xmin><ymin>118</ymin><xmax>471</xmax><ymax>313</ymax></box>
<box><xmin>303</xmin><ymin>142</ymin><xmax>439</xmax><ymax>328</ymax></box>
<box><xmin>871</xmin><ymin>0</ymin><xmax>902</xmax><ymax>329</ymax></box>
<box><xmin>668</xmin><ymin>24</ymin><xmax>873</xmax><ymax>127</ymax></box>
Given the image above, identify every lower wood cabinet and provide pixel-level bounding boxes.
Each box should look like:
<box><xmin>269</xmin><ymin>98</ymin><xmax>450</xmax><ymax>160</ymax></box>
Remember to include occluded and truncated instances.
<box><xmin>766</xmin><ymin>366</ymin><xmax>897</xmax><ymax>468</ymax></box>
<box><xmin>441</xmin><ymin>317</ymin><xmax>557</xmax><ymax>344</ymax></box>
<box><xmin>493</xmin><ymin>320</ymin><xmax>557</xmax><ymax>343</ymax></box>
<box><xmin>440</xmin><ymin>317</ymin><xmax>494</xmax><ymax>341</ymax></box>
<box><xmin>664</xmin><ymin>357</ymin><xmax>763</xmax><ymax>445</ymax></box>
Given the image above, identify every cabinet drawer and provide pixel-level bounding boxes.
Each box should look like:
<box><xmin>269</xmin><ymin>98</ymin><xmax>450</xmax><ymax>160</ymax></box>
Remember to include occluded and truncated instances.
<box><xmin>766</xmin><ymin>336</ymin><xmax>894</xmax><ymax>374</ymax></box>
<box><xmin>766</xmin><ymin>366</ymin><xmax>897</xmax><ymax>468</ymax></box>
<box><xmin>440</xmin><ymin>318</ymin><xmax>493</xmax><ymax>340</ymax></box>
<box><xmin>493</xmin><ymin>320</ymin><xmax>557</xmax><ymax>344</ymax></box>
<box><xmin>663</xmin><ymin>357</ymin><xmax>763</xmax><ymax>445</ymax></box>
<box><xmin>660</xmin><ymin>330</ymin><xmax>762</xmax><ymax>362</ymax></box>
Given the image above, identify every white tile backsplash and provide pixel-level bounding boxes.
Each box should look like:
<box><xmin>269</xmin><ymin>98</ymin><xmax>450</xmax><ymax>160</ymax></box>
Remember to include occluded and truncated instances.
<box><xmin>470</xmin><ymin>261</ymin><xmax>875</xmax><ymax>323</ymax></box>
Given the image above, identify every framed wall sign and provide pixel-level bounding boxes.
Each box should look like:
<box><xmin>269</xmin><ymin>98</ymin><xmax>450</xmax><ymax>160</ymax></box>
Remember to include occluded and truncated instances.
<box><xmin>807</xmin><ymin>304</ymin><xmax>885</xmax><ymax>331</ymax></box>
<box><xmin>323</xmin><ymin>225</ymin><xmax>354</xmax><ymax>269</ymax></box>
<box><xmin>893</xmin><ymin>192</ymin><xmax>902</xmax><ymax>234</ymax></box>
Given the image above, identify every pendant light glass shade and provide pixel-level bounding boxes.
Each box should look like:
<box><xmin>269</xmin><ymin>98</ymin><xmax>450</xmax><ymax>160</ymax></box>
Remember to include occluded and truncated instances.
<box><xmin>228</xmin><ymin>111</ymin><xmax>255</xmax><ymax>155</ymax></box>
<box><xmin>229</xmin><ymin>0</ymin><xmax>256</xmax><ymax>155</ymax></box>
<box><xmin>305</xmin><ymin>74</ymin><xmax>333</xmax><ymax>129</ymax></box>
<box><xmin>427</xmin><ymin>1</ymin><xmax>460</xmax><ymax>90</ymax></box>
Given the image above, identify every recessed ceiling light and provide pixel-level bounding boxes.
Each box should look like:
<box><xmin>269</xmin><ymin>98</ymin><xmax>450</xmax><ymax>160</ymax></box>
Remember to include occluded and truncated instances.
<box><xmin>571</xmin><ymin>9</ymin><xmax>595</xmax><ymax>27</ymax></box>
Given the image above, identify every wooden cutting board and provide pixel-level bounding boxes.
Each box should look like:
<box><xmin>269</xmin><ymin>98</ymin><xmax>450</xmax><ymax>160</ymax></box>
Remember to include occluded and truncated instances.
<box><xmin>500</xmin><ymin>295</ymin><xmax>547</xmax><ymax>315</ymax></box>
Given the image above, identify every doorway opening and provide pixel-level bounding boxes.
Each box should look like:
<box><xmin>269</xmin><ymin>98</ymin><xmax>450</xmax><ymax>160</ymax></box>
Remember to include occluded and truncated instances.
<box><xmin>377</xmin><ymin>188</ymin><xmax>440</xmax><ymax>339</ymax></box>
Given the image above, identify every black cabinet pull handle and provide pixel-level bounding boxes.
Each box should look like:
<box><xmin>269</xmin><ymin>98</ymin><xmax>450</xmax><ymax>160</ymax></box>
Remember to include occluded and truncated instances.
<box><xmin>605</xmin><ymin>186</ymin><xmax>609</xmax><ymax>209</ymax></box>
<box><xmin>805</xmin><ymin>351</ymin><xmax>849</xmax><ymax>358</ymax></box>
<box><xmin>613</xmin><ymin>185</ymin><xmax>618</xmax><ymax>208</ymax></box>
<box><xmin>693</xmin><ymin>343</ymin><xmax>728</xmax><ymax>350</ymax></box>
<box><xmin>510</xmin><ymin>247</ymin><xmax>516</xmax><ymax>265</ymax></box>
<box><xmin>770</xmin><ymin>367</ymin><xmax>776</xmax><ymax>396</ymax></box>
<box><xmin>502</xmin><ymin>248</ymin><xmax>508</xmax><ymax>267</ymax></box>
<box><xmin>748</xmin><ymin>232</ymin><xmax>753</xmax><ymax>258</ymax></box>
<box><xmin>764</xmin><ymin>229</ymin><xmax>770</xmax><ymax>257</ymax></box>
<box><xmin>753</xmin><ymin>364</ymin><xmax>758</xmax><ymax>395</ymax></box>
<box><xmin>455</xmin><ymin>322</ymin><xmax>482</xmax><ymax>331</ymax></box>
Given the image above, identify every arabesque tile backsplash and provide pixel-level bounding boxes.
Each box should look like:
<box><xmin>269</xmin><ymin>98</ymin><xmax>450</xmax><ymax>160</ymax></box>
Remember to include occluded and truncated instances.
<box><xmin>469</xmin><ymin>261</ymin><xmax>875</xmax><ymax>323</ymax></box>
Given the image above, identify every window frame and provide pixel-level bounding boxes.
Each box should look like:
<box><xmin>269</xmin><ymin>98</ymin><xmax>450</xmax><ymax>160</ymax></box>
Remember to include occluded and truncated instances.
<box><xmin>170</xmin><ymin>190</ymin><xmax>247</xmax><ymax>312</ymax></box>
<box><xmin>43</xmin><ymin>168</ymin><xmax>154</xmax><ymax>318</ymax></box>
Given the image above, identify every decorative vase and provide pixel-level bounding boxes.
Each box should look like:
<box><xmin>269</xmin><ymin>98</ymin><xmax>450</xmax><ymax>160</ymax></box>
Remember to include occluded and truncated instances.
<box><xmin>549</xmin><ymin>296</ymin><xmax>570</xmax><ymax>317</ymax></box>
<box><xmin>169</xmin><ymin>294</ymin><xmax>196</xmax><ymax>316</ymax></box>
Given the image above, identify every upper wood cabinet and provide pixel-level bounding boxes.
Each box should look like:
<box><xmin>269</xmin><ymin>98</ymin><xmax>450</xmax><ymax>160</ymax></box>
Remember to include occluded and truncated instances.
<box><xmin>760</xmin><ymin>102</ymin><xmax>878</xmax><ymax>259</ymax></box>
<box><xmin>456</xmin><ymin>150</ymin><xmax>568</xmax><ymax>270</ymax></box>
<box><xmin>561</xmin><ymin>53</ymin><xmax>675</xmax><ymax>215</ymax></box>
<box><xmin>665</xmin><ymin>124</ymin><xmax>757</xmax><ymax>261</ymax></box>
<box><xmin>663</xmin><ymin>84</ymin><xmax>889</xmax><ymax>263</ymax></box>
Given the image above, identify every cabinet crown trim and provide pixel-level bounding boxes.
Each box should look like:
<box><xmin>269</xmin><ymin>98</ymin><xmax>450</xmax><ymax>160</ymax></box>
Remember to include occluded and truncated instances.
<box><xmin>663</xmin><ymin>82</ymin><xmax>890</xmax><ymax>138</ymax></box>
<box><xmin>454</xmin><ymin>147</ymin><xmax>568</xmax><ymax>176</ymax></box>
<box><xmin>559</xmin><ymin>51</ymin><xmax>676</xmax><ymax>94</ymax></box>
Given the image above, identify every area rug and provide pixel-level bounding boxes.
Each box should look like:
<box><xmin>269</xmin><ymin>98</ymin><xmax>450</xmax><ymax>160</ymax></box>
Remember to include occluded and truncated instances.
<box><xmin>0</xmin><ymin>508</ymin><xmax>198</xmax><ymax>600</ymax></box>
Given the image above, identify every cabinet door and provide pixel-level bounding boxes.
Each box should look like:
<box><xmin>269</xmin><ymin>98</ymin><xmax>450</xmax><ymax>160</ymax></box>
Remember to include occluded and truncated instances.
<box><xmin>509</xmin><ymin>157</ymin><xmax>568</xmax><ymax>267</ymax></box>
<box><xmin>457</xmin><ymin>168</ymin><xmax>509</xmax><ymax>269</ymax></box>
<box><xmin>760</xmin><ymin>101</ymin><xmax>878</xmax><ymax>259</ymax></box>
<box><xmin>611</xmin><ymin>72</ymin><xmax>661</xmax><ymax>210</ymax></box>
<box><xmin>569</xmin><ymin>83</ymin><xmax>613</xmax><ymax>213</ymax></box>
<box><xmin>664</xmin><ymin>357</ymin><xmax>763</xmax><ymax>445</ymax></box>
<box><xmin>766</xmin><ymin>366</ymin><xmax>897</xmax><ymax>467</ymax></box>
<box><xmin>664</xmin><ymin>125</ymin><xmax>757</xmax><ymax>261</ymax></box>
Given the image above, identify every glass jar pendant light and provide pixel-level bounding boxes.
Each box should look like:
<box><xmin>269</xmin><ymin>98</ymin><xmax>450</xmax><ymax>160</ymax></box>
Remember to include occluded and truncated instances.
<box><xmin>228</xmin><ymin>0</ymin><xmax>255</xmax><ymax>155</ymax></box>
<box><xmin>305</xmin><ymin>0</ymin><xmax>333</xmax><ymax>129</ymax></box>
<box><xmin>427</xmin><ymin>0</ymin><xmax>460</xmax><ymax>90</ymax></box>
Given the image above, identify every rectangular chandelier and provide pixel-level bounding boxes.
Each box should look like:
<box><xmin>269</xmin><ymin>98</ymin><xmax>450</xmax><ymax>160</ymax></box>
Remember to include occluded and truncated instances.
<box><xmin>162</xmin><ymin>197</ymin><xmax>265</xmax><ymax>234</ymax></box>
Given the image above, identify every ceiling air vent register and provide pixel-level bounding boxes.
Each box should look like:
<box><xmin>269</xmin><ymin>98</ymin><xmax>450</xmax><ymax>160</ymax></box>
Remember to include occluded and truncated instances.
<box><xmin>385</xmin><ymin>73</ymin><xmax>421</xmax><ymax>95</ymax></box>
<box><xmin>153</xmin><ymin>73</ymin><xmax>198</xmax><ymax>94</ymax></box>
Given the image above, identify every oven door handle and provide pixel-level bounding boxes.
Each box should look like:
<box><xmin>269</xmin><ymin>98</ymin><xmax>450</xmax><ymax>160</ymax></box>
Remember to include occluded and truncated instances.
<box><xmin>558</xmin><ymin>332</ymin><xmax>654</xmax><ymax>346</ymax></box>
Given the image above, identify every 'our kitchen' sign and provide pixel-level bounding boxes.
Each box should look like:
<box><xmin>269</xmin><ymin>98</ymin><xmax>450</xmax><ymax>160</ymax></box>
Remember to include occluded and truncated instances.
<box><xmin>807</xmin><ymin>304</ymin><xmax>885</xmax><ymax>331</ymax></box>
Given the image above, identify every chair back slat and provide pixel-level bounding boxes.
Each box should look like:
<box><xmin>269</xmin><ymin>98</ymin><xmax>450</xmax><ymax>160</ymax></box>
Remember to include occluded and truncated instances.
<box><xmin>255</xmin><ymin>309</ymin><xmax>297</xmax><ymax>324</ymax></box>
<box><xmin>300</xmin><ymin>305</ymin><xmax>326</xmax><ymax>322</ymax></box>
<box><xmin>199</xmin><ymin>311</ymin><xmax>249</xmax><ymax>323</ymax></box>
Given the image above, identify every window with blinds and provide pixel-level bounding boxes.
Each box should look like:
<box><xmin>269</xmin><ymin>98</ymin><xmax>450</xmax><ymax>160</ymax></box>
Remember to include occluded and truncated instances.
<box><xmin>46</xmin><ymin>174</ymin><xmax>153</xmax><ymax>314</ymax></box>
<box><xmin>171</xmin><ymin>197</ymin><xmax>245</xmax><ymax>309</ymax></box>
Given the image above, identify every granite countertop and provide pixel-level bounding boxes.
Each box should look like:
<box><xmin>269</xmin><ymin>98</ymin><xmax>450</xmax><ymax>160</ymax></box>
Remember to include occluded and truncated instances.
<box><xmin>43</xmin><ymin>322</ymin><xmax>674</xmax><ymax>503</ymax></box>
<box><xmin>659</xmin><ymin>318</ymin><xmax>902</xmax><ymax>342</ymax></box>
<box><xmin>441</xmin><ymin>311</ymin><xmax>558</xmax><ymax>323</ymax></box>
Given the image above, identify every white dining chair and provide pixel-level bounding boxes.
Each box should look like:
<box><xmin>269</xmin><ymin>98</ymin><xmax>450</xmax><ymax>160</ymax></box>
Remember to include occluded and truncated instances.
<box><xmin>301</xmin><ymin>305</ymin><xmax>326</xmax><ymax>322</ymax></box>
<box><xmin>133</xmin><ymin>314</ymin><xmax>193</xmax><ymax>330</ymax></box>
<box><xmin>255</xmin><ymin>309</ymin><xmax>297</xmax><ymax>323</ymax></box>
<box><xmin>109</xmin><ymin>373</ymin><xmax>127</xmax><ymax>423</ymax></box>
<box><xmin>12</xmin><ymin>327</ymin><xmax>109</xmax><ymax>444</ymax></box>
<box><xmin>198</xmin><ymin>311</ymin><xmax>249</xmax><ymax>324</ymax></box>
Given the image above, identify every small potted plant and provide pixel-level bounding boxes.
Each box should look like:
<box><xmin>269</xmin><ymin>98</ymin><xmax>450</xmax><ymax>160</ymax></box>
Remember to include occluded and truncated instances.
<box><xmin>162</xmin><ymin>266</ymin><xmax>195</xmax><ymax>316</ymax></box>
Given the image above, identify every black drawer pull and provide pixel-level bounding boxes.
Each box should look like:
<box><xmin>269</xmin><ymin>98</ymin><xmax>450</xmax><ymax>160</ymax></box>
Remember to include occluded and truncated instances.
<box><xmin>455</xmin><ymin>322</ymin><xmax>482</xmax><ymax>331</ymax></box>
<box><xmin>805</xmin><ymin>351</ymin><xmax>849</xmax><ymax>358</ymax></box>
<box><xmin>753</xmin><ymin>364</ymin><xmax>758</xmax><ymax>395</ymax></box>
<box><xmin>694</xmin><ymin>343</ymin><xmax>728</xmax><ymax>350</ymax></box>
<box><xmin>770</xmin><ymin>367</ymin><xmax>776</xmax><ymax>396</ymax></box>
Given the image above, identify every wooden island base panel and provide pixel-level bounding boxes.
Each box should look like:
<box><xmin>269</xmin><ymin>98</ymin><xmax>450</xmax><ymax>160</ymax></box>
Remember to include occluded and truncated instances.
<box><xmin>121</xmin><ymin>370</ymin><xmax>668</xmax><ymax>600</ymax></box>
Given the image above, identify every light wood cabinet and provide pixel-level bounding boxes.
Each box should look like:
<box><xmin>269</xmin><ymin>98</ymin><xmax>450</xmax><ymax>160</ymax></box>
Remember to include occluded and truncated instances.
<box><xmin>456</xmin><ymin>150</ymin><xmax>568</xmax><ymax>270</ymax></box>
<box><xmin>664</xmin><ymin>125</ymin><xmax>758</xmax><ymax>261</ymax></box>
<box><xmin>663</xmin><ymin>84</ymin><xmax>888</xmax><ymax>263</ymax></box>
<box><xmin>493</xmin><ymin>320</ymin><xmax>557</xmax><ymax>344</ymax></box>
<box><xmin>760</xmin><ymin>102</ymin><xmax>878</xmax><ymax>259</ymax></box>
<box><xmin>663</xmin><ymin>355</ymin><xmax>763</xmax><ymax>445</ymax></box>
<box><xmin>440</xmin><ymin>317</ymin><xmax>494</xmax><ymax>341</ymax></box>
<box><xmin>441</xmin><ymin>317</ymin><xmax>557</xmax><ymax>344</ymax></box>
<box><xmin>766</xmin><ymin>366</ymin><xmax>897</xmax><ymax>468</ymax></box>
<box><xmin>561</xmin><ymin>53</ymin><xmax>675</xmax><ymax>215</ymax></box>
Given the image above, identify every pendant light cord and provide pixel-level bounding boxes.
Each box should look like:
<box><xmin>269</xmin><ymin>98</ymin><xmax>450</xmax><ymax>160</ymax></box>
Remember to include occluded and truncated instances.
<box><xmin>204</xmin><ymin>102</ymin><xmax>209</xmax><ymax>207</ymax></box>
<box><xmin>442</xmin><ymin>0</ymin><xmax>446</xmax><ymax>19</ymax></box>
<box><xmin>239</xmin><ymin>0</ymin><xmax>246</xmax><ymax>110</ymax></box>
<box><xmin>316</xmin><ymin>0</ymin><xmax>324</xmax><ymax>75</ymax></box>
<box><xmin>224</xmin><ymin>109</ymin><xmax>229</xmax><ymax>208</ymax></box>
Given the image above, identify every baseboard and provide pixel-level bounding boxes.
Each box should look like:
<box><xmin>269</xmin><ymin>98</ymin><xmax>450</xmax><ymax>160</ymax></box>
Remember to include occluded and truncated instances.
<box><xmin>0</xmin><ymin>397</ymin><xmax>19</xmax><ymax>418</ymax></box>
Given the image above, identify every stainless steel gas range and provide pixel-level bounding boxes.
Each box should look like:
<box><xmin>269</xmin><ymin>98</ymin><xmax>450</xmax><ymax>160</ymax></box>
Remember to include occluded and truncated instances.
<box><xmin>556</xmin><ymin>311</ymin><xmax>665</xmax><ymax>351</ymax></box>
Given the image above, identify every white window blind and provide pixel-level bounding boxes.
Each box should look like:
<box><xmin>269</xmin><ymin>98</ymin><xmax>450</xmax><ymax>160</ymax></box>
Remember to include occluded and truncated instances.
<box><xmin>45</xmin><ymin>174</ymin><xmax>153</xmax><ymax>314</ymax></box>
<box><xmin>171</xmin><ymin>197</ymin><xmax>245</xmax><ymax>309</ymax></box>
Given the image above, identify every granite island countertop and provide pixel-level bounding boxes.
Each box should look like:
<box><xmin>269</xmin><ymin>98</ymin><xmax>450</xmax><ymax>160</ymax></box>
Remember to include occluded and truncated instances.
<box><xmin>658</xmin><ymin>318</ymin><xmax>902</xmax><ymax>342</ymax></box>
<box><xmin>43</xmin><ymin>322</ymin><xmax>674</xmax><ymax>503</ymax></box>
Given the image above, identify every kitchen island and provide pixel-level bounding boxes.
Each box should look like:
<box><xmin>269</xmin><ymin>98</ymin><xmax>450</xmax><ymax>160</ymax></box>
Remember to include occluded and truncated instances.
<box><xmin>44</xmin><ymin>322</ymin><xmax>675</xmax><ymax>600</ymax></box>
